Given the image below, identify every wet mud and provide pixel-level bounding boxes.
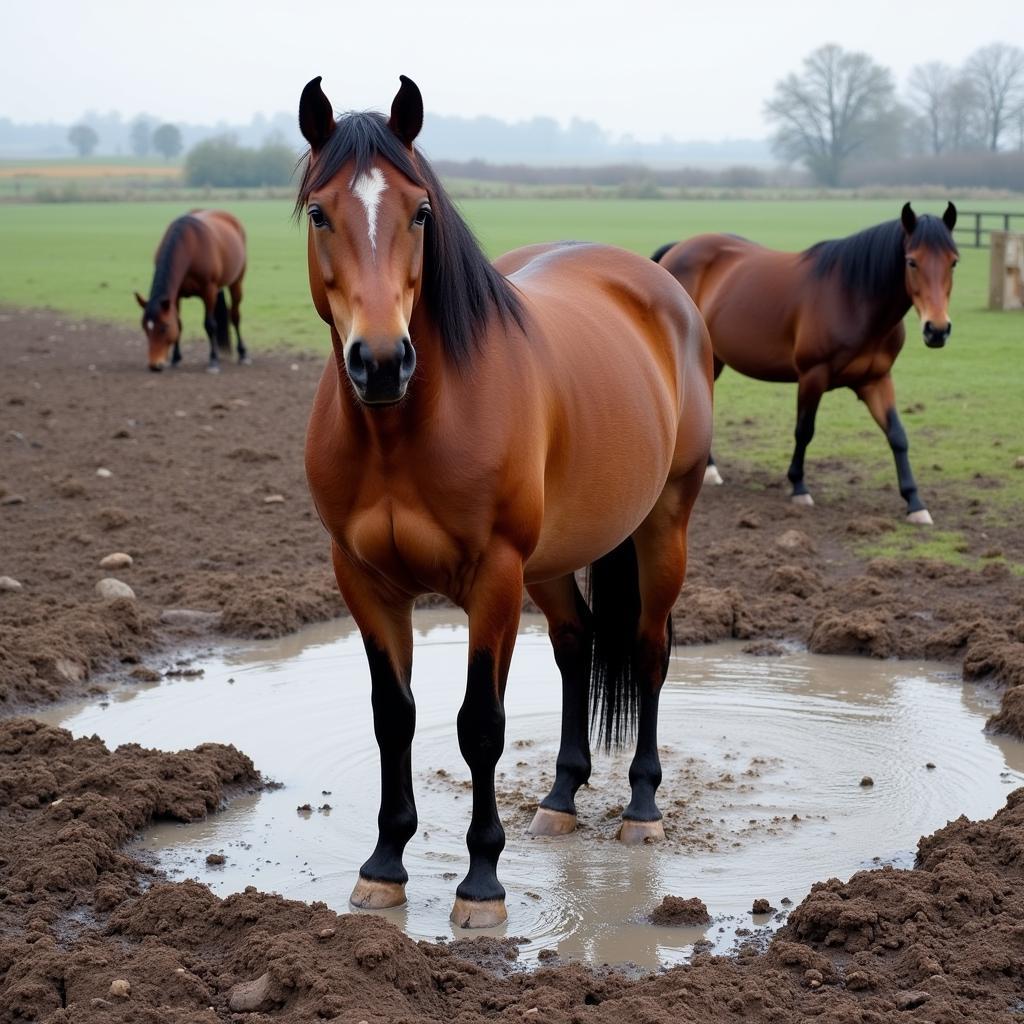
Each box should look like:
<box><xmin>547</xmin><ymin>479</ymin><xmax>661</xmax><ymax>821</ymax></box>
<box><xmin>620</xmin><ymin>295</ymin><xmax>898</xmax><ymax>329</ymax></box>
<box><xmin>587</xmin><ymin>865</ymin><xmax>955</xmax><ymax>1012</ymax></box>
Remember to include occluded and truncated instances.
<box><xmin>3</xmin><ymin>309</ymin><xmax>1024</xmax><ymax>1021</ymax></box>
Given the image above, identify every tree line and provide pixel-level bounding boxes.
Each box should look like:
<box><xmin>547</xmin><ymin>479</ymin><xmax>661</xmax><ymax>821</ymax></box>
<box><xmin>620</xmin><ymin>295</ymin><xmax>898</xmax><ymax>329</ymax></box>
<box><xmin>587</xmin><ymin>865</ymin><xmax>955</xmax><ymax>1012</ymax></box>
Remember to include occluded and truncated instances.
<box><xmin>766</xmin><ymin>42</ymin><xmax>1024</xmax><ymax>186</ymax></box>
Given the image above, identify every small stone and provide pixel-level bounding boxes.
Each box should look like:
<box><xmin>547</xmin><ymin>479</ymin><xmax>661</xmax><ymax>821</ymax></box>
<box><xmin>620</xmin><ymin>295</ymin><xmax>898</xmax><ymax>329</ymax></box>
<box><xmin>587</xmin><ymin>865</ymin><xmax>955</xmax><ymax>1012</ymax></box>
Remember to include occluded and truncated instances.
<box><xmin>895</xmin><ymin>990</ymin><xmax>930</xmax><ymax>1011</ymax></box>
<box><xmin>174</xmin><ymin>409</ymin><xmax>188</xmax><ymax>418</ymax></box>
<box><xmin>0</xmin><ymin>576</ymin><xmax>23</xmax><ymax>592</ymax></box>
<box><xmin>228</xmin><ymin>972</ymin><xmax>272</xmax><ymax>1013</ymax></box>
<box><xmin>99</xmin><ymin>552</ymin><xmax>133</xmax><ymax>570</ymax></box>
<box><xmin>845</xmin><ymin>970</ymin><xmax>870</xmax><ymax>991</ymax></box>
<box><xmin>926</xmin><ymin>762</ymin><xmax>936</xmax><ymax>769</ymax></box>
<box><xmin>95</xmin><ymin>578</ymin><xmax>136</xmax><ymax>601</ymax></box>
<box><xmin>804</xmin><ymin>968</ymin><xmax>823</xmax><ymax>988</ymax></box>
<box><xmin>751</xmin><ymin>898</ymin><xmax>772</xmax><ymax>914</ymax></box>
<box><xmin>206</xmin><ymin>852</ymin><xmax>225</xmax><ymax>865</ymax></box>
<box><xmin>318</xmin><ymin>927</ymin><xmax>336</xmax><ymax>940</ymax></box>
<box><xmin>95</xmin><ymin>467</ymin><xmax>113</xmax><ymax>478</ymax></box>
<box><xmin>109</xmin><ymin>979</ymin><xmax>131</xmax><ymax>999</ymax></box>
<box><xmin>1014</xmin><ymin>456</ymin><xmax>1024</xmax><ymax>469</ymax></box>
<box><xmin>263</xmin><ymin>494</ymin><xmax>285</xmax><ymax>504</ymax></box>
<box><xmin>860</xmin><ymin>776</ymin><xmax>874</xmax><ymax>787</ymax></box>
<box><xmin>130</xmin><ymin>666</ymin><xmax>161</xmax><ymax>682</ymax></box>
<box><xmin>0</xmin><ymin>494</ymin><xmax>26</xmax><ymax>506</ymax></box>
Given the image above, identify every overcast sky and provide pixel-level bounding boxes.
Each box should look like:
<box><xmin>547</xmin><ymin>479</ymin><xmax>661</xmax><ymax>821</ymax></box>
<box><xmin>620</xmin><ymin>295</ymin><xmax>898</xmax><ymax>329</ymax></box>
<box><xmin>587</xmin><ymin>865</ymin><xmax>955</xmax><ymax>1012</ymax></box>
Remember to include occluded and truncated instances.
<box><xmin>3</xmin><ymin>0</ymin><xmax>1020</xmax><ymax>141</ymax></box>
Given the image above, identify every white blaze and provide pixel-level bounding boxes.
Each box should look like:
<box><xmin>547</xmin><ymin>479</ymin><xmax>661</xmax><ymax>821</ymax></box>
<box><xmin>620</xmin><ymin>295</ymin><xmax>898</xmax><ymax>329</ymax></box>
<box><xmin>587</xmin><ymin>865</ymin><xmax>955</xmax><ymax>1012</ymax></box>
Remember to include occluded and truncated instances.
<box><xmin>351</xmin><ymin>168</ymin><xmax>387</xmax><ymax>259</ymax></box>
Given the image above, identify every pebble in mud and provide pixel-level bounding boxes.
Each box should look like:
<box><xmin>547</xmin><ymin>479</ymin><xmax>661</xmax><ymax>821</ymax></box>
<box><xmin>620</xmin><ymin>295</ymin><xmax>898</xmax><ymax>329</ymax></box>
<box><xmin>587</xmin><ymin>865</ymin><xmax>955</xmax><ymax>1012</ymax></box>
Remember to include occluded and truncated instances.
<box><xmin>108</xmin><ymin>979</ymin><xmax>131</xmax><ymax>999</ymax></box>
<box><xmin>751</xmin><ymin>898</ymin><xmax>773</xmax><ymax>914</ymax></box>
<box><xmin>95</xmin><ymin>578</ymin><xmax>135</xmax><ymax>600</ymax></box>
<box><xmin>95</xmin><ymin>467</ymin><xmax>113</xmax><ymax>478</ymax></box>
<box><xmin>99</xmin><ymin>552</ymin><xmax>133</xmax><ymax>570</ymax></box>
<box><xmin>860</xmin><ymin>776</ymin><xmax>875</xmax><ymax>787</ymax></box>
<box><xmin>263</xmin><ymin>494</ymin><xmax>286</xmax><ymax>504</ymax></box>
<box><xmin>205</xmin><ymin>853</ymin><xmax>225</xmax><ymax>866</ymax></box>
<box><xmin>0</xmin><ymin>576</ymin><xmax>23</xmax><ymax>592</ymax></box>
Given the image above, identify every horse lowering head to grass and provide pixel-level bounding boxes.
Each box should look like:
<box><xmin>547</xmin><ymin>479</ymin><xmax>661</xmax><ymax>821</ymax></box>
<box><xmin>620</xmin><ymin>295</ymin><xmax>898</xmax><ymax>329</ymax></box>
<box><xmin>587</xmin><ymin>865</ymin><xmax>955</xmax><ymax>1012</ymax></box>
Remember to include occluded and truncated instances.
<box><xmin>134</xmin><ymin>209</ymin><xmax>249</xmax><ymax>372</ymax></box>
<box><xmin>299</xmin><ymin>74</ymin><xmax>713</xmax><ymax>928</ymax></box>
<box><xmin>654</xmin><ymin>203</ymin><xmax>959</xmax><ymax>523</ymax></box>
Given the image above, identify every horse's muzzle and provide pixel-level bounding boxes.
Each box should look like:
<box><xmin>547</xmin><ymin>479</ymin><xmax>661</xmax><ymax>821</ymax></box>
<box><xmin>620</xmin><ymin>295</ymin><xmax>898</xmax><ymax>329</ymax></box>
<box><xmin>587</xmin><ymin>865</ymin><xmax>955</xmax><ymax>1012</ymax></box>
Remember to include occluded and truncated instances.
<box><xmin>923</xmin><ymin>320</ymin><xmax>951</xmax><ymax>349</ymax></box>
<box><xmin>346</xmin><ymin>337</ymin><xmax>416</xmax><ymax>404</ymax></box>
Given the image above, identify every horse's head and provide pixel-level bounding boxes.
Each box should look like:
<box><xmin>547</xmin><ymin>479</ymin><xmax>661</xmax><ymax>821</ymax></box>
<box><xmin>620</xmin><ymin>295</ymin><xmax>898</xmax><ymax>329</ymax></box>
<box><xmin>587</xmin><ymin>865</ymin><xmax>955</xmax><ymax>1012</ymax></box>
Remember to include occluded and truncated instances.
<box><xmin>134</xmin><ymin>292</ymin><xmax>181</xmax><ymax>371</ymax></box>
<box><xmin>900</xmin><ymin>202</ymin><xmax>958</xmax><ymax>349</ymax></box>
<box><xmin>297</xmin><ymin>76</ymin><xmax>429</xmax><ymax>405</ymax></box>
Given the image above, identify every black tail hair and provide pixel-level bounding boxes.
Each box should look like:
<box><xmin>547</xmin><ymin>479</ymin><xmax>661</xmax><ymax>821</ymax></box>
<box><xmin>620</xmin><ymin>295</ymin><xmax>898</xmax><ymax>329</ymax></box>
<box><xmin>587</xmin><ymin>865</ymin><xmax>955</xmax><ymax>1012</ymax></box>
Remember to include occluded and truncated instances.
<box><xmin>214</xmin><ymin>290</ymin><xmax>230</xmax><ymax>351</ymax></box>
<box><xmin>588</xmin><ymin>539</ymin><xmax>642</xmax><ymax>750</ymax></box>
<box><xmin>651</xmin><ymin>241</ymin><xmax>678</xmax><ymax>264</ymax></box>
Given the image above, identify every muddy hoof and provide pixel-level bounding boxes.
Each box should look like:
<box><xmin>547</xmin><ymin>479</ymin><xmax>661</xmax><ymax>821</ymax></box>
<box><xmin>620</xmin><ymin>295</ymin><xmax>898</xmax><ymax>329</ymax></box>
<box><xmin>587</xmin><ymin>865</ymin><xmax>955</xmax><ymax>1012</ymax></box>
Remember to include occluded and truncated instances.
<box><xmin>907</xmin><ymin>509</ymin><xmax>933</xmax><ymax>525</ymax></box>
<box><xmin>618</xmin><ymin>819</ymin><xmax>665</xmax><ymax>845</ymax></box>
<box><xmin>790</xmin><ymin>492</ymin><xmax>814</xmax><ymax>507</ymax></box>
<box><xmin>350</xmin><ymin>876</ymin><xmax>406</xmax><ymax>910</ymax></box>
<box><xmin>528</xmin><ymin>806</ymin><xmax>577</xmax><ymax>836</ymax></box>
<box><xmin>703</xmin><ymin>465</ymin><xmax>724</xmax><ymax>486</ymax></box>
<box><xmin>450</xmin><ymin>896</ymin><xmax>508</xmax><ymax>929</ymax></box>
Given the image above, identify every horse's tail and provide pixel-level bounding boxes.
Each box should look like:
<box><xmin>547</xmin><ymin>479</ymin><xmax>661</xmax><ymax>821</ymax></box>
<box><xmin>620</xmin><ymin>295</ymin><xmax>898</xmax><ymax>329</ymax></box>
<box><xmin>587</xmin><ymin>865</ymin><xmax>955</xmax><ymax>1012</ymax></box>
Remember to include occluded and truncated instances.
<box><xmin>214</xmin><ymin>290</ymin><xmax>230</xmax><ymax>351</ymax></box>
<box><xmin>588</xmin><ymin>538</ymin><xmax>642</xmax><ymax>751</ymax></box>
<box><xmin>651</xmin><ymin>241</ymin><xmax>678</xmax><ymax>264</ymax></box>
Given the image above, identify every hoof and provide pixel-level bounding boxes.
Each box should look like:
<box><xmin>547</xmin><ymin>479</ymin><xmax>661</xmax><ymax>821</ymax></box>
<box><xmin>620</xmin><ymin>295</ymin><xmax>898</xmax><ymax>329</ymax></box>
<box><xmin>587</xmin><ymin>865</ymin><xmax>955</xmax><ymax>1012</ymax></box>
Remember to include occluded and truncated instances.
<box><xmin>618</xmin><ymin>819</ymin><xmax>665</xmax><ymax>845</ymax></box>
<box><xmin>528</xmin><ymin>806</ymin><xmax>577</xmax><ymax>836</ymax></box>
<box><xmin>239</xmin><ymin>356</ymin><xmax>252</xmax><ymax>366</ymax></box>
<box><xmin>450</xmin><ymin>896</ymin><xmax>507</xmax><ymax>929</ymax></box>
<box><xmin>790</xmin><ymin>492</ymin><xmax>814</xmax><ymax>507</ymax></box>
<box><xmin>907</xmin><ymin>509</ymin><xmax>933</xmax><ymax>525</ymax></box>
<box><xmin>207</xmin><ymin>364</ymin><xmax>221</xmax><ymax>375</ymax></box>
<box><xmin>703</xmin><ymin>465</ymin><xmax>724</xmax><ymax>486</ymax></box>
<box><xmin>350</xmin><ymin>876</ymin><xmax>406</xmax><ymax>910</ymax></box>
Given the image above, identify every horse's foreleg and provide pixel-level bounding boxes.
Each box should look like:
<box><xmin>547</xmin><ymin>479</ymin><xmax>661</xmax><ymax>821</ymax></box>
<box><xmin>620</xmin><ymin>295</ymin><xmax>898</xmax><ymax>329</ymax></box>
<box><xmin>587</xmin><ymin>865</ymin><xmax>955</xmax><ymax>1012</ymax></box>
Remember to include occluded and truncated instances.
<box><xmin>620</xmin><ymin>463</ymin><xmax>702</xmax><ymax>844</ymax></box>
<box><xmin>856</xmin><ymin>375</ymin><xmax>931</xmax><ymax>523</ymax></box>
<box><xmin>202</xmin><ymin>288</ymin><xmax>220</xmax><ymax>372</ymax></box>
<box><xmin>229</xmin><ymin>279</ymin><xmax>250</xmax><ymax>365</ymax></box>
<box><xmin>527</xmin><ymin>575</ymin><xmax>592</xmax><ymax>836</ymax></box>
<box><xmin>452</xmin><ymin>545</ymin><xmax>523</xmax><ymax>928</ymax></box>
<box><xmin>331</xmin><ymin>549</ymin><xmax>417</xmax><ymax>910</ymax></box>
<box><xmin>786</xmin><ymin>366</ymin><xmax>828</xmax><ymax>505</ymax></box>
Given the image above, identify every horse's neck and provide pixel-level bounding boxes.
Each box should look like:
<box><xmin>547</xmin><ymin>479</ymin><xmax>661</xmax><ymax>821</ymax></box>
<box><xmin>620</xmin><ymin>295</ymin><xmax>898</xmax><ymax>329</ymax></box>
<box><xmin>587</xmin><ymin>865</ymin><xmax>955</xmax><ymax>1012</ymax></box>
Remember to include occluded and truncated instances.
<box><xmin>150</xmin><ymin>234</ymin><xmax>191</xmax><ymax>304</ymax></box>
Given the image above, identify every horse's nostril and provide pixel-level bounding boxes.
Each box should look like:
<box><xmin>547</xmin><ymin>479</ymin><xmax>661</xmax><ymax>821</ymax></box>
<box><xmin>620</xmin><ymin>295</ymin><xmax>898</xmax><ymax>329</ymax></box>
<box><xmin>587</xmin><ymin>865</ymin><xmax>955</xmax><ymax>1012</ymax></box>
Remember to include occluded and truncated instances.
<box><xmin>399</xmin><ymin>337</ymin><xmax>416</xmax><ymax>382</ymax></box>
<box><xmin>346</xmin><ymin>340</ymin><xmax>372</xmax><ymax>386</ymax></box>
<box><xmin>924</xmin><ymin>321</ymin><xmax>933</xmax><ymax>334</ymax></box>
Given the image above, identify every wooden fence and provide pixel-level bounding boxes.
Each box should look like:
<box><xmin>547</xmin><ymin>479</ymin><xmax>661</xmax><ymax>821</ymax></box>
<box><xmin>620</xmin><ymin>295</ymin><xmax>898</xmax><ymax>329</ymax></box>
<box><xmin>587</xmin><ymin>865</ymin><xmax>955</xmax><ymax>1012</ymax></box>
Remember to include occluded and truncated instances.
<box><xmin>955</xmin><ymin>211</ymin><xmax>1024</xmax><ymax>248</ymax></box>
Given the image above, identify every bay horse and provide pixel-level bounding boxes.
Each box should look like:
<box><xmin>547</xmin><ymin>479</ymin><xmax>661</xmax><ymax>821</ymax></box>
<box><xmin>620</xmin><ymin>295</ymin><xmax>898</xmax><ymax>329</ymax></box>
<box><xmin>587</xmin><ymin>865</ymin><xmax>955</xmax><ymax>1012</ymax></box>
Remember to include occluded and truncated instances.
<box><xmin>134</xmin><ymin>209</ymin><xmax>249</xmax><ymax>372</ymax></box>
<box><xmin>654</xmin><ymin>204</ymin><xmax>958</xmax><ymax>522</ymax></box>
<box><xmin>299</xmin><ymin>75</ymin><xmax>713</xmax><ymax>927</ymax></box>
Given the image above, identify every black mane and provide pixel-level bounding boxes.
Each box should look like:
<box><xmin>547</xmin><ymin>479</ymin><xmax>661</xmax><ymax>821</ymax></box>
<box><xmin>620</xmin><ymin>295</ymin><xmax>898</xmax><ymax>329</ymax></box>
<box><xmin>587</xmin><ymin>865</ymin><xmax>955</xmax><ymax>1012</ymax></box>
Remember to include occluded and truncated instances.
<box><xmin>803</xmin><ymin>215</ymin><xmax>957</xmax><ymax>296</ymax></box>
<box><xmin>145</xmin><ymin>214</ymin><xmax>201</xmax><ymax>315</ymax></box>
<box><xmin>295</xmin><ymin>112</ymin><xmax>523</xmax><ymax>361</ymax></box>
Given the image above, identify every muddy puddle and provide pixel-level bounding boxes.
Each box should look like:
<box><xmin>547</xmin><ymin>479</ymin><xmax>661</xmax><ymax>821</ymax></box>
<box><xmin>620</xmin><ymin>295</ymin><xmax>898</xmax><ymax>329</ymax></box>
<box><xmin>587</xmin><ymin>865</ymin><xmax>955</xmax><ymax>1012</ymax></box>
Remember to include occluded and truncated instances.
<box><xmin>38</xmin><ymin>610</ymin><xmax>1024</xmax><ymax>969</ymax></box>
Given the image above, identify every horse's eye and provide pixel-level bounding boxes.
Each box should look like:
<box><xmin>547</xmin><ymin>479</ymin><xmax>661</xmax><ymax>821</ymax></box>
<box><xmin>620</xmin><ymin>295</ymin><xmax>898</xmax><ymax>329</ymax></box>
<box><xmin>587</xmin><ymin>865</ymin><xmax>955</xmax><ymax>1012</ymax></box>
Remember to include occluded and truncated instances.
<box><xmin>308</xmin><ymin>206</ymin><xmax>327</xmax><ymax>229</ymax></box>
<box><xmin>906</xmin><ymin>258</ymin><xmax>918</xmax><ymax>269</ymax></box>
<box><xmin>412</xmin><ymin>204</ymin><xmax>431</xmax><ymax>227</ymax></box>
<box><xmin>952</xmin><ymin>259</ymin><xmax>958</xmax><ymax>269</ymax></box>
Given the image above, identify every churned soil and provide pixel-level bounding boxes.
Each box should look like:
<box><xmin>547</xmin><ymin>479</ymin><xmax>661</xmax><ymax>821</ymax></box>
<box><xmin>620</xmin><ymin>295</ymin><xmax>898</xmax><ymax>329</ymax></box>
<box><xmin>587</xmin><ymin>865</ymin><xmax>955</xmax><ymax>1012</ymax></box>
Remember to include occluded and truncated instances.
<box><xmin>3</xmin><ymin>308</ymin><xmax>1024</xmax><ymax>1021</ymax></box>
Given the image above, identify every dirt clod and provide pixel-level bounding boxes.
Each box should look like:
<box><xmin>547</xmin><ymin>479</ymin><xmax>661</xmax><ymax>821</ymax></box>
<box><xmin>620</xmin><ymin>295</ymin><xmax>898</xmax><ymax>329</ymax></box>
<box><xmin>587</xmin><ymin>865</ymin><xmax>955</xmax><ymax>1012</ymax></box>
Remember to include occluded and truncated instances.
<box><xmin>649</xmin><ymin>895</ymin><xmax>711</xmax><ymax>926</ymax></box>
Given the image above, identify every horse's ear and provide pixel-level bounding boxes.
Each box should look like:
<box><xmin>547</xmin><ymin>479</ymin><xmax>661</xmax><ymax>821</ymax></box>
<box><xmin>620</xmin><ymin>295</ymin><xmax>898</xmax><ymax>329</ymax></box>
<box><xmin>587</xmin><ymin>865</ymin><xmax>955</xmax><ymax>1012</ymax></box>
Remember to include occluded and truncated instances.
<box><xmin>901</xmin><ymin>202</ymin><xmax>917</xmax><ymax>235</ymax></box>
<box><xmin>299</xmin><ymin>76</ymin><xmax>336</xmax><ymax>152</ymax></box>
<box><xmin>134</xmin><ymin>291</ymin><xmax>146</xmax><ymax>309</ymax></box>
<box><xmin>943</xmin><ymin>201</ymin><xmax>957</xmax><ymax>231</ymax></box>
<box><xmin>388</xmin><ymin>75</ymin><xmax>423</xmax><ymax>148</ymax></box>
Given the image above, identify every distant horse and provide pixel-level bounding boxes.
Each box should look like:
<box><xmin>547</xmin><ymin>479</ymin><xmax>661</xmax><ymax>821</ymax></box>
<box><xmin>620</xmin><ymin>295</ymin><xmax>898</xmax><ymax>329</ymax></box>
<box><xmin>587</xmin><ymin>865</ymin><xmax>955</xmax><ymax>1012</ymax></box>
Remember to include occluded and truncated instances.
<box><xmin>134</xmin><ymin>209</ymin><xmax>249</xmax><ymax>372</ymax></box>
<box><xmin>299</xmin><ymin>76</ymin><xmax>712</xmax><ymax>927</ymax></box>
<box><xmin>654</xmin><ymin>204</ymin><xmax>959</xmax><ymax>522</ymax></box>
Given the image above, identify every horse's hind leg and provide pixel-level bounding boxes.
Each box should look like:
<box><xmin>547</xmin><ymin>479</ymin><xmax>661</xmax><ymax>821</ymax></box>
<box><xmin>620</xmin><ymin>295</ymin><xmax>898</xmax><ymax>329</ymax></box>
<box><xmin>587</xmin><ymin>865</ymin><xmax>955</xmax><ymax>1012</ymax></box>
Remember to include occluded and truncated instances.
<box><xmin>786</xmin><ymin>365</ymin><xmax>828</xmax><ymax>505</ymax></box>
<box><xmin>856</xmin><ymin>374</ymin><xmax>931</xmax><ymax>524</ymax></box>
<box><xmin>527</xmin><ymin>574</ymin><xmax>592</xmax><ymax>836</ymax></box>
<box><xmin>619</xmin><ymin>461</ymin><xmax>704</xmax><ymax>844</ymax></box>
<box><xmin>704</xmin><ymin>358</ymin><xmax>725</xmax><ymax>486</ymax></box>
<box><xmin>331</xmin><ymin>548</ymin><xmax>417</xmax><ymax>910</ymax></box>
<box><xmin>229</xmin><ymin>278</ymin><xmax>250</xmax><ymax>365</ymax></box>
<box><xmin>202</xmin><ymin>287</ymin><xmax>221</xmax><ymax>373</ymax></box>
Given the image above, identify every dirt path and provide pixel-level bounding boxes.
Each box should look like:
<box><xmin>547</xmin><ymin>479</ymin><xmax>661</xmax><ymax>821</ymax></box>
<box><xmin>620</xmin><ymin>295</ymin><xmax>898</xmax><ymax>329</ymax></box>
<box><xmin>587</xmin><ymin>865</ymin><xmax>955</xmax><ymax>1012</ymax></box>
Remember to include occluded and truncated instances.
<box><xmin>2</xmin><ymin>309</ymin><xmax>1024</xmax><ymax>1021</ymax></box>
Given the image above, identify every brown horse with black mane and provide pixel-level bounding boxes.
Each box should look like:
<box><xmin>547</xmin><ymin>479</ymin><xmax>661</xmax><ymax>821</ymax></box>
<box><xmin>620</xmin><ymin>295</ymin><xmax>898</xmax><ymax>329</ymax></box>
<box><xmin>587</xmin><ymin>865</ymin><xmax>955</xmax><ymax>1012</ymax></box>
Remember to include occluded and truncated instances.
<box><xmin>654</xmin><ymin>204</ymin><xmax>959</xmax><ymax>522</ymax></box>
<box><xmin>299</xmin><ymin>75</ymin><xmax>712</xmax><ymax>927</ymax></box>
<box><xmin>134</xmin><ymin>209</ymin><xmax>248</xmax><ymax>372</ymax></box>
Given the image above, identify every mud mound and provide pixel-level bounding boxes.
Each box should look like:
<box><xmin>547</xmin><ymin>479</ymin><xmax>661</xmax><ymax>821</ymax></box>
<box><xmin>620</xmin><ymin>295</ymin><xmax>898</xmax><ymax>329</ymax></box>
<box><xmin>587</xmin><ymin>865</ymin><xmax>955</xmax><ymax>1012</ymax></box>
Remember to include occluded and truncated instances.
<box><xmin>649</xmin><ymin>895</ymin><xmax>711</xmax><ymax>926</ymax></box>
<box><xmin>807</xmin><ymin>608</ymin><xmax>896</xmax><ymax>658</ymax></box>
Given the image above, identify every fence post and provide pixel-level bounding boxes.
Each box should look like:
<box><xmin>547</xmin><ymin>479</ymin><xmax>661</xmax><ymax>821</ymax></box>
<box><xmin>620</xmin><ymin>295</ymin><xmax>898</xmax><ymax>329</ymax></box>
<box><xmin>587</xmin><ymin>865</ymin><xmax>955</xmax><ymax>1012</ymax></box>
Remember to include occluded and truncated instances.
<box><xmin>975</xmin><ymin>213</ymin><xmax>982</xmax><ymax>248</ymax></box>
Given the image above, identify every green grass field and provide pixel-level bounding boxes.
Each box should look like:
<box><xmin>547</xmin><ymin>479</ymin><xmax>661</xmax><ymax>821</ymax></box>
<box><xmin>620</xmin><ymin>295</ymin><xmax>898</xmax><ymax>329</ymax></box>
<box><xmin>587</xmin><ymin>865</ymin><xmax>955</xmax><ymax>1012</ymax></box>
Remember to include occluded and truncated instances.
<box><xmin>1</xmin><ymin>196</ymin><xmax>1021</xmax><ymax>557</ymax></box>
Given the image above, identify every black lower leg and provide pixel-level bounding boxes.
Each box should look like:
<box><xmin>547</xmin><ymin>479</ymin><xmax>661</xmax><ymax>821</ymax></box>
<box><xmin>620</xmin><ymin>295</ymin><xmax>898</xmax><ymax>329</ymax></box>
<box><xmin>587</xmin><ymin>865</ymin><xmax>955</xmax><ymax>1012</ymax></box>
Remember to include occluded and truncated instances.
<box><xmin>236</xmin><ymin>331</ymin><xmax>247</xmax><ymax>361</ymax></box>
<box><xmin>885</xmin><ymin>409</ymin><xmax>925</xmax><ymax>513</ymax></box>
<box><xmin>456</xmin><ymin>649</ymin><xmax>506</xmax><ymax>903</ymax></box>
<box><xmin>623</xmin><ymin>632</ymin><xmax>670</xmax><ymax>822</ymax></box>
<box><xmin>171</xmin><ymin>340</ymin><xmax>182</xmax><ymax>366</ymax></box>
<box><xmin>204</xmin><ymin>316</ymin><xmax>219</xmax><ymax>366</ymax></box>
<box><xmin>539</xmin><ymin>609</ymin><xmax>593</xmax><ymax>815</ymax></box>
<box><xmin>359</xmin><ymin>641</ymin><xmax>416</xmax><ymax>885</ymax></box>
<box><xmin>787</xmin><ymin>404</ymin><xmax>818</xmax><ymax>497</ymax></box>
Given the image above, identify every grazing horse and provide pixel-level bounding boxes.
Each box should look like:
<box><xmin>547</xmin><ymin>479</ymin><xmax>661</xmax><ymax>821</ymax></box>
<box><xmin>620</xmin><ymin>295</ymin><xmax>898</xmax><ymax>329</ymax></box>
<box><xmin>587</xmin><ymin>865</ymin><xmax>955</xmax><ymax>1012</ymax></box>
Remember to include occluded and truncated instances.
<box><xmin>654</xmin><ymin>204</ymin><xmax>959</xmax><ymax>522</ymax></box>
<box><xmin>299</xmin><ymin>75</ymin><xmax>713</xmax><ymax>927</ymax></box>
<box><xmin>134</xmin><ymin>209</ymin><xmax>249</xmax><ymax>372</ymax></box>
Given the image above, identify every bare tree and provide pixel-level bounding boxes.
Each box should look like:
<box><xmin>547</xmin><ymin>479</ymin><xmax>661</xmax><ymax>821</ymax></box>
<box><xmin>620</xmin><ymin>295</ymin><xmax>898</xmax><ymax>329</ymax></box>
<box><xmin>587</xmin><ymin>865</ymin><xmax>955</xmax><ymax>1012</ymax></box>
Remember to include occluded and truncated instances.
<box><xmin>946</xmin><ymin>74</ymin><xmax>983</xmax><ymax>152</ymax></box>
<box><xmin>765</xmin><ymin>44</ymin><xmax>897</xmax><ymax>186</ymax></box>
<box><xmin>152</xmin><ymin>123</ymin><xmax>183</xmax><ymax>160</ymax></box>
<box><xmin>964</xmin><ymin>43</ymin><xmax>1024</xmax><ymax>150</ymax></box>
<box><xmin>908</xmin><ymin>62</ymin><xmax>955</xmax><ymax>154</ymax></box>
<box><xmin>67</xmin><ymin>123</ymin><xmax>98</xmax><ymax>158</ymax></box>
